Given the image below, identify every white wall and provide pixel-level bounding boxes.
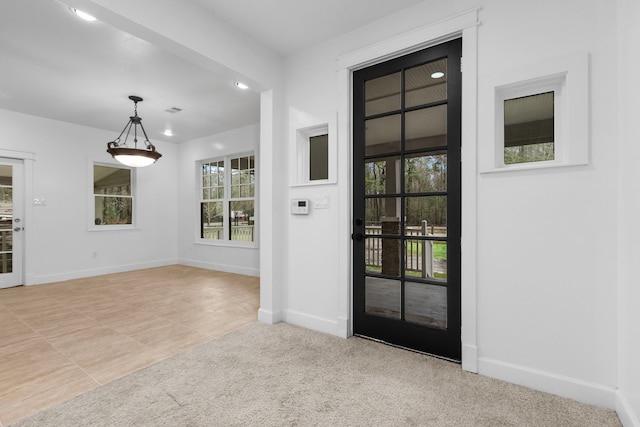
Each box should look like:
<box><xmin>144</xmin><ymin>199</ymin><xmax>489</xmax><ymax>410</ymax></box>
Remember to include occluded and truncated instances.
<box><xmin>282</xmin><ymin>0</ymin><xmax>621</xmax><ymax>411</ymax></box>
<box><xmin>617</xmin><ymin>0</ymin><xmax>640</xmax><ymax>424</ymax></box>
<box><xmin>0</xmin><ymin>108</ymin><xmax>178</xmax><ymax>284</ymax></box>
<box><xmin>177</xmin><ymin>123</ymin><xmax>260</xmax><ymax>277</ymax></box>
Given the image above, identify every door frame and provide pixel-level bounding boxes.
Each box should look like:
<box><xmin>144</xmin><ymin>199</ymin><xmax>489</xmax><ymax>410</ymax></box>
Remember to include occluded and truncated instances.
<box><xmin>352</xmin><ymin>39</ymin><xmax>463</xmax><ymax>360</ymax></box>
<box><xmin>336</xmin><ymin>9</ymin><xmax>480</xmax><ymax>372</ymax></box>
<box><xmin>0</xmin><ymin>150</ymin><xmax>35</xmax><ymax>287</ymax></box>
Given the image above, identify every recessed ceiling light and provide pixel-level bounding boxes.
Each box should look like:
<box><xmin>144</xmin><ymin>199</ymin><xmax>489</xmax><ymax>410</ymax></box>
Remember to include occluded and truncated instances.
<box><xmin>163</xmin><ymin>129</ymin><xmax>174</xmax><ymax>137</ymax></box>
<box><xmin>234</xmin><ymin>82</ymin><xmax>249</xmax><ymax>90</ymax></box>
<box><xmin>69</xmin><ymin>7</ymin><xmax>97</xmax><ymax>22</ymax></box>
<box><xmin>431</xmin><ymin>71</ymin><xmax>445</xmax><ymax>79</ymax></box>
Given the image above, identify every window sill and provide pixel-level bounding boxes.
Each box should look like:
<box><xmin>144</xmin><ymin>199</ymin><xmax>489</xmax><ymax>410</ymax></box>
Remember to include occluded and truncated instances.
<box><xmin>479</xmin><ymin>159</ymin><xmax>588</xmax><ymax>174</ymax></box>
<box><xmin>194</xmin><ymin>239</ymin><xmax>258</xmax><ymax>249</ymax></box>
<box><xmin>290</xmin><ymin>179</ymin><xmax>337</xmax><ymax>188</ymax></box>
<box><xmin>88</xmin><ymin>225</ymin><xmax>139</xmax><ymax>232</ymax></box>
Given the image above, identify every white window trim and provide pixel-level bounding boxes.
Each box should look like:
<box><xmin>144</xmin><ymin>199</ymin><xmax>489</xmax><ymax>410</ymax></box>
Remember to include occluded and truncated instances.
<box><xmin>88</xmin><ymin>161</ymin><xmax>137</xmax><ymax>231</ymax></box>
<box><xmin>196</xmin><ymin>151</ymin><xmax>258</xmax><ymax>248</ymax></box>
<box><xmin>290</xmin><ymin>113</ymin><xmax>338</xmax><ymax>187</ymax></box>
<box><xmin>480</xmin><ymin>51</ymin><xmax>590</xmax><ymax>173</ymax></box>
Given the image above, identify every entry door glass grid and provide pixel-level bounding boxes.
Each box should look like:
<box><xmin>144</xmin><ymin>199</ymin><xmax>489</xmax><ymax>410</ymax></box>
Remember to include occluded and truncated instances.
<box><xmin>0</xmin><ymin>165</ymin><xmax>13</xmax><ymax>274</ymax></box>
<box><xmin>363</xmin><ymin>57</ymin><xmax>449</xmax><ymax>329</ymax></box>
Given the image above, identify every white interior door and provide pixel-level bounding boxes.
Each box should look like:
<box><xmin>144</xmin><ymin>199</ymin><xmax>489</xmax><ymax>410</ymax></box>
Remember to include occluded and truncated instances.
<box><xmin>0</xmin><ymin>158</ymin><xmax>24</xmax><ymax>289</ymax></box>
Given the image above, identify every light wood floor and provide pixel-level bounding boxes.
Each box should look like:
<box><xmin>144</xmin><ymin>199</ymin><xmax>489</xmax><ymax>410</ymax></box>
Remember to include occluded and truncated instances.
<box><xmin>0</xmin><ymin>265</ymin><xmax>259</xmax><ymax>426</ymax></box>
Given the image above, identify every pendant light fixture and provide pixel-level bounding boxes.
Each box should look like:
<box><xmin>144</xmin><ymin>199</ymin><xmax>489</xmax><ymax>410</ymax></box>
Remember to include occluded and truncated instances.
<box><xmin>106</xmin><ymin>95</ymin><xmax>162</xmax><ymax>167</ymax></box>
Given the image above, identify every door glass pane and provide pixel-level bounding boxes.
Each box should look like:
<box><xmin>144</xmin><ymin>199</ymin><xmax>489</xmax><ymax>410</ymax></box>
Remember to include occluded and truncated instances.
<box><xmin>365</xmin><ymin>72</ymin><xmax>401</xmax><ymax>116</ymax></box>
<box><xmin>365</xmin><ymin>114</ymin><xmax>401</xmax><ymax>156</ymax></box>
<box><xmin>201</xmin><ymin>201</ymin><xmax>223</xmax><ymax>240</ymax></box>
<box><xmin>365</xmin><ymin>277</ymin><xmax>400</xmax><ymax>319</ymax></box>
<box><xmin>365</xmin><ymin>156</ymin><xmax>401</xmax><ymax>195</ymax></box>
<box><xmin>365</xmin><ymin>198</ymin><xmax>400</xmax><ymax>233</ymax></box>
<box><xmin>405</xmin><ymin>282</ymin><xmax>447</xmax><ymax>328</ymax></box>
<box><xmin>365</xmin><ymin>237</ymin><xmax>401</xmax><ymax>277</ymax></box>
<box><xmin>230</xmin><ymin>200</ymin><xmax>254</xmax><ymax>242</ymax></box>
<box><xmin>0</xmin><ymin>165</ymin><xmax>12</xmax><ymax>274</ymax></box>
<box><xmin>405</xmin><ymin>151</ymin><xmax>447</xmax><ymax>193</ymax></box>
<box><xmin>405</xmin><ymin>196</ymin><xmax>447</xmax><ymax>237</ymax></box>
<box><xmin>404</xmin><ymin>240</ymin><xmax>447</xmax><ymax>282</ymax></box>
<box><xmin>405</xmin><ymin>58</ymin><xmax>447</xmax><ymax>108</ymax></box>
<box><xmin>0</xmin><ymin>253</ymin><xmax>12</xmax><ymax>274</ymax></box>
<box><xmin>405</xmin><ymin>105</ymin><xmax>447</xmax><ymax>151</ymax></box>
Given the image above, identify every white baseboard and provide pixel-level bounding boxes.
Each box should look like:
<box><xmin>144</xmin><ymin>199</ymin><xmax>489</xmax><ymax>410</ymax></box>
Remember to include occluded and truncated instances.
<box><xmin>478</xmin><ymin>357</ymin><xmax>616</xmax><ymax>409</ymax></box>
<box><xmin>258</xmin><ymin>308</ymin><xmax>282</xmax><ymax>325</ymax></box>
<box><xmin>616</xmin><ymin>390</ymin><xmax>640</xmax><ymax>427</ymax></box>
<box><xmin>28</xmin><ymin>259</ymin><xmax>178</xmax><ymax>285</ymax></box>
<box><xmin>461</xmin><ymin>343</ymin><xmax>478</xmax><ymax>373</ymax></box>
<box><xmin>282</xmin><ymin>309</ymin><xmax>339</xmax><ymax>336</ymax></box>
<box><xmin>178</xmin><ymin>258</ymin><xmax>259</xmax><ymax>277</ymax></box>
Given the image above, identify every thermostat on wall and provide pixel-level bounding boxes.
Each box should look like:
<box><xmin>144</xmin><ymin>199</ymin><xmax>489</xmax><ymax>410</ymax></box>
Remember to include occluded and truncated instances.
<box><xmin>291</xmin><ymin>199</ymin><xmax>310</xmax><ymax>215</ymax></box>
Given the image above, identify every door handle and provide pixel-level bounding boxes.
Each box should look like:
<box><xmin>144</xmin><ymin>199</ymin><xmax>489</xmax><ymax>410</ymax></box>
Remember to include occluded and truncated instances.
<box><xmin>351</xmin><ymin>233</ymin><xmax>364</xmax><ymax>241</ymax></box>
<box><xmin>13</xmin><ymin>227</ymin><xmax>22</xmax><ymax>232</ymax></box>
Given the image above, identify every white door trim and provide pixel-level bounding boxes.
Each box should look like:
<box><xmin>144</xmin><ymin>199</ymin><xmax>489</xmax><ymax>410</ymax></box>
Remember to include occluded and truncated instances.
<box><xmin>336</xmin><ymin>8</ymin><xmax>480</xmax><ymax>373</ymax></box>
<box><xmin>0</xmin><ymin>150</ymin><xmax>35</xmax><ymax>286</ymax></box>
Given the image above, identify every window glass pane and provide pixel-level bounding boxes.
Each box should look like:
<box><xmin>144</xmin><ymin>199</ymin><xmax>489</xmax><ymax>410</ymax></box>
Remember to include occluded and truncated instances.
<box><xmin>94</xmin><ymin>165</ymin><xmax>131</xmax><ymax>196</ymax></box>
<box><xmin>405</xmin><ymin>196</ymin><xmax>447</xmax><ymax>237</ymax></box>
<box><xmin>405</xmin><ymin>59</ymin><xmax>447</xmax><ymax>108</ymax></box>
<box><xmin>405</xmin><ymin>282</ymin><xmax>447</xmax><ymax>328</ymax></box>
<box><xmin>365</xmin><ymin>114</ymin><xmax>401</xmax><ymax>156</ymax></box>
<box><xmin>309</xmin><ymin>134</ymin><xmax>329</xmax><ymax>181</ymax></box>
<box><xmin>94</xmin><ymin>196</ymin><xmax>132</xmax><ymax>225</ymax></box>
<box><xmin>229</xmin><ymin>155</ymin><xmax>255</xmax><ymax>200</ymax></box>
<box><xmin>365</xmin><ymin>72</ymin><xmax>401</xmax><ymax>116</ymax></box>
<box><xmin>504</xmin><ymin>91</ymin><xmax>554</xmax><ymax>164</ymax></box>
<box><xmin>201</xmin><ymin>201</ymin><xmax>223</xmax><ymax>240</ymax></box>
<box><xmin>405</xmin><ymin>105</ymin><xmax>447</xmax><ymax>151</ymax></box>
<box><xmin>365</xmin><ymin>277</ymin><xmax>400</xmax><ymax>319</ymax></box>
<box><xmin>405</xmin><ymin>151</ymin><xmax>447</xmax><ymax>193</ymax></box>
<box><xmin>230</xmin><ymin>200</ymin><xmax>254</xmax><ymax>242</ymax></box>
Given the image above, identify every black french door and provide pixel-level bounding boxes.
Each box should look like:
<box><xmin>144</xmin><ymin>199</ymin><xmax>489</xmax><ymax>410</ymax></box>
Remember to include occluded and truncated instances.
<box><xmin>352</xmin><ymin>39</ymin><xmax>462</xmax><ymax>361</ymax></box>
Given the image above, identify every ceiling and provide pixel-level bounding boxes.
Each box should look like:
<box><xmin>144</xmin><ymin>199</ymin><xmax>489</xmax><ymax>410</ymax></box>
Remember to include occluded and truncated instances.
<box><xmin>0</xmin><ymin>0</ymin><xmax>424</xmax><ymax>144</ymax></box>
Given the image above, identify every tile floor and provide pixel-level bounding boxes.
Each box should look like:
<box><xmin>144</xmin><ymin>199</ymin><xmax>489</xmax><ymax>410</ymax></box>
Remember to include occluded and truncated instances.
<box><xmin>0</xmin><ymin>265</ymin><xmax>259</xmax><ymax>426</ymax></box>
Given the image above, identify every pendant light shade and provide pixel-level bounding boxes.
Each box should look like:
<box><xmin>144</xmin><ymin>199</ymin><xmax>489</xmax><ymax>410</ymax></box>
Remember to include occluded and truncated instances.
<box><xmin>106</xmin><ymin>95</ymin><xmax>162</xmax><ymax>167</ymax></box>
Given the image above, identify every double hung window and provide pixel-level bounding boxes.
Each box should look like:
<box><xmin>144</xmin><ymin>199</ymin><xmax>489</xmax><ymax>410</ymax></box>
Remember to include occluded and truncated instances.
<box><xmin>93</xmin><ymin>164</ymin><xmax>133</xmax><ymax>227</ymax></box>
<box><xmin>200</xmin><ymin>154</ymin><xmax>255</xmax><ymax>243</ymax></box>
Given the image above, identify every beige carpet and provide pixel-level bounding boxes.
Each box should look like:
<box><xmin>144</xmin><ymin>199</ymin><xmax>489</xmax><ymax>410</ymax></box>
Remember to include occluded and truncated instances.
<box><xmin>12</xmin><ymin>322</ymin><xmax>620</xmax><ymax>426</ymax></box>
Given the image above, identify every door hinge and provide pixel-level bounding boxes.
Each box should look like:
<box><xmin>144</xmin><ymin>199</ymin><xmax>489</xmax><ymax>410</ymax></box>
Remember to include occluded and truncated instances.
<box><xmin>460</xmin><ymin>57</ymin><xmax>463</xmax><ymax>73</ymax></box>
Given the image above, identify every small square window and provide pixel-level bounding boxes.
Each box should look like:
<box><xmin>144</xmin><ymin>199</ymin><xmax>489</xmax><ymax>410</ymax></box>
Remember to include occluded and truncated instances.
<box><xmin>480</xmin><ymin>52</ymin><xmax>589</xmax><ymax>173</ymax></box>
